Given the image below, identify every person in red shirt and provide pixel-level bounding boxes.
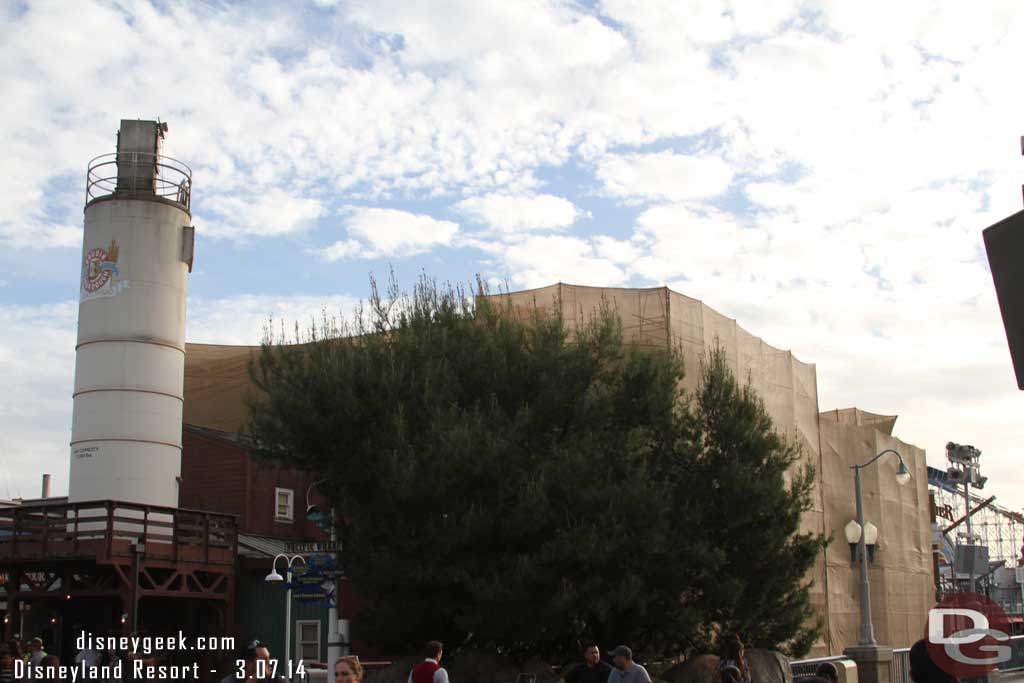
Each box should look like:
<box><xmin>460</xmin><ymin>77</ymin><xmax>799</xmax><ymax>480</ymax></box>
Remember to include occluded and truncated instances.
<box><xmin>408</xmin><ymin>642</ymin><xmax>450</xmax><ymax>683</ymax></box>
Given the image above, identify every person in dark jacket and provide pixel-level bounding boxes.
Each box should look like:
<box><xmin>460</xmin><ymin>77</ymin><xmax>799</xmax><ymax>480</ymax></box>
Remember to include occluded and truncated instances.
<box><xmin>815</xmin><ymin>662</ymin><xmax>839</xmax><ymax>683</ymax></box>
<box><xmin>909</xmin><ymin>639</ymin><xmax>954</xmax><ymax>683</ymax></box>
<box><xmin>565</xmin><ymin>645</ymin><xmax>612</xmax><ymax>683</ymax></box>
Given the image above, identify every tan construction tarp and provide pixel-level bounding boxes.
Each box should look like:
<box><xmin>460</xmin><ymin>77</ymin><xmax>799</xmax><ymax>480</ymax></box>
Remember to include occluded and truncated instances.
<box><xmin>821</xmin><ymin>408</ymin><xmax>899</xmax><ymax>436</ymax></box>
<box><xmin>183</xmin><ymin>342</ymin><xmax>260</xmax><ymax>433</ymax></box>
<box><xmin>182</xmin><ymin>283</ymin><xmax>934</xmax><ymax>656</ymax></box>
<box><xmin>818</xmin><ymin>412</ymin><xmax>934</xmax><ymax>653</ymax></box>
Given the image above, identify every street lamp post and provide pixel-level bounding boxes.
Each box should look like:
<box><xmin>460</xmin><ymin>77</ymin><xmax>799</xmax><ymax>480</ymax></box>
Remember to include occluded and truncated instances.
<box><xmin>130</xmin><ymin>542</ymin><xmax>145</xmax><ymax>635</ymax></box>
<box><xmin>266</xmin><ymin>553</ymin><xmax>306</xmax><ymax>673</ymax></box>
<box><xmin>850</xmin><ymin>448</ymin><xmax>911</xmax><ymax>646</ymax></box>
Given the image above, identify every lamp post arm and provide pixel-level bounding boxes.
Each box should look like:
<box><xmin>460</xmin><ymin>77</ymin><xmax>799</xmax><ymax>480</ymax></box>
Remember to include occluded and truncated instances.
<box><xmin>306</xmin><ymin>478</ymin><xmax>327</xmax><ymax>510</ymax></box>
<box><xmin>851</xmin><ymin>448</ymin><xmax>905</xmax><ymax>471</ymax></box>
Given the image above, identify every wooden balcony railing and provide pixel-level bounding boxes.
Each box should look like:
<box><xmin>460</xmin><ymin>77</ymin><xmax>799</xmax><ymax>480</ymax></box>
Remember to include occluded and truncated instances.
<box><xmin>0</xmin><ymin>500</ymin><xmax>236</xmax><ymax>566</ymax></box>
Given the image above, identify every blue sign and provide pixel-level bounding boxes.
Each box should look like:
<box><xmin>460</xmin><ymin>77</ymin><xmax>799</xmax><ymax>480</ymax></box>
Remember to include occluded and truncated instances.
<box><xmin>290</xmin><ymin>553</ymin><xmax>341</xmax><ymax>607</ymax></box>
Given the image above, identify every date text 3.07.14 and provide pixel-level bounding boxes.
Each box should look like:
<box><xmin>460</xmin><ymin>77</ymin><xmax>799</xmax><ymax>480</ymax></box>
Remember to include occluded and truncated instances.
<box><xmin>234</xmin><ymin>659</ymin><xmax>307</xmax><ymax>680</ymax></box>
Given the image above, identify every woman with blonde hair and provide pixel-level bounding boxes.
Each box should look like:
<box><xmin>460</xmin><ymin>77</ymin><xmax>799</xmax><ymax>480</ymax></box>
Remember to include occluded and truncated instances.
<box><xmin>336</xmin><ymin>656</ymin><xmax>364</xmax><ymax>683</ymax></box>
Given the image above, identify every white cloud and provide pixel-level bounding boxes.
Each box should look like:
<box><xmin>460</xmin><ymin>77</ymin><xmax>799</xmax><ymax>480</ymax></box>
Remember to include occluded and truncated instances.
<box><xmin>347</xmin><ymin>0</ymin><xmax>628</xmax><ymax>71</ymax></box>
<box><xmin>199</xmin><ymin>189</ymin><xmax>325</xmax><ymax>240</ymax></box>
<box><xmin>0</xmin><ymin>302</ymin><xmax>77</xmax><ymax>500</ymax></box>
<box><xmin>494</xmin><ymin>234</ymin><xmax>628</xmax><ymax>290</ymax></box>
<box><xmin>455</xmin><ymin>193</ymin><xmax>585</xmax><ymax>233</ymax></box>
<box><xmin>594</xmin><ymin>236</ymin><xmax>643</xmax><ymax>264</ymax></box>
<box><xmin>343</xmin><ymin>207</ymin><xmax>459</xmax><ymax>257</ymax></box>
<box><xmin>596</xmin><ymin>152</ymin><xmax>735</xmax><ymax>202</ymax></box>
<box><xmin>727</xmin><ymin>0</ymin><xmax>795</xmax><ymax>35</ymax></box>
<box><xmin>317</xmin><ymin>239</ymin><xmax>365</xmax><ymax>262</ymax></box>
<box><xmin>628</xmin><ymin>204</ymin><xmax>769</xmax><ymax>282</ymax></box>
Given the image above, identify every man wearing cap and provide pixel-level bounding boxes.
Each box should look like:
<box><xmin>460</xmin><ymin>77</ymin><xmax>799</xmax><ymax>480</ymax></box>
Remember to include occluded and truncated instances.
<box><xmin>25</xmin><ymin>638</ymin><xmax>46</xmax><ymax>667</ymax></box>
<box><xmin>607</xmin><ymin>646</ymin><xmax>650</xmax><ymax>683</ymax></box>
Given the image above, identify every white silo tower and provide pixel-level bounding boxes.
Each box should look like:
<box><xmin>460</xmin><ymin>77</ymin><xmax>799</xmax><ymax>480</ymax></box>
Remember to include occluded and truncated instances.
<box><xmin>69</xmin><ymin>119</ymin><xmax>195</xmax><ymax>508</ymax></box>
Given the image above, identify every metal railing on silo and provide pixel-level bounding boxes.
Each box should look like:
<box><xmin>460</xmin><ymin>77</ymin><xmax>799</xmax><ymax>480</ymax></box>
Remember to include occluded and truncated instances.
<box><xmin>86</xmin><ymin>151</ymin><xmax>192</xmax><ymax>209</ymax></box>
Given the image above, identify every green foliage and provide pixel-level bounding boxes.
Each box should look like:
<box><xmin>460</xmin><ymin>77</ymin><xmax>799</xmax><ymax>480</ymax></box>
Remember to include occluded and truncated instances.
<box><xmin>247</xmin><ymin>275</ymin><xmax>826</xmax><ymax>660</ymax></box>
<box><xmin>680</xmin><ymin>349</ymin><xmax>826</xmax><ymax>657</ymax></box>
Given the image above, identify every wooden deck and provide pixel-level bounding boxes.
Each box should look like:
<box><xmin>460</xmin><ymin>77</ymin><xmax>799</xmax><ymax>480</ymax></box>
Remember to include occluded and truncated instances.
<box><xmin>0</xmin><ymin>499</ymin><xmax>236</xmax><ymax>567</ymax></box>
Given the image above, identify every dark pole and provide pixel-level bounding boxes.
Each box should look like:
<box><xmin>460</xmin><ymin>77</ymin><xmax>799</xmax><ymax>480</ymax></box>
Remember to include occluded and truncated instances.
<box><xmin>854</xmin><ymin>465</ymin><xmax>876</xmax><ymax>645</ymax></box>
<box><xmin>965</xmin><ymin>479</ymin><xmax>975</xmax><ymax>593</ymax></box>
<box><xmin>131</xmin><ymin>544</ymin><xmax>141</xmax><ymax>634</ymax></box>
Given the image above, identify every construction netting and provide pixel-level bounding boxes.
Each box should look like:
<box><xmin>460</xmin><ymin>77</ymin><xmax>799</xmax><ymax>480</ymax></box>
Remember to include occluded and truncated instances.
<box><xmin>183</xmin><ymin>342</ymin><xmax>260</xmax><ymax>434</ymax></box>
<box><xmin>182</xmin><ymin>283</ymin><xmax>935</xmax><ymax>656</ymax></box>
<box><xmin>818</xmin><ymin>412</ymin><xmax>934</xmax><ymax>654</ymax></box>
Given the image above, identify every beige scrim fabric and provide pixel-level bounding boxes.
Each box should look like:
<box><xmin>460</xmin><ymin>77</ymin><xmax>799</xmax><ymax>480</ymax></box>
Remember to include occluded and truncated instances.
<box><xmin>183</xmin><ymin>342</ymin><xmax>260</xmax><ymax>433</ymax></box>
<box><xmin>819</xmin><ymin>413</ymin><xmax>933</xmax><ymax>653</ymax></box>
<box><xmin>182</xmin><ymin>283</ymin><xmax>933</xmax><ymax>656</ymax></box>
<box><xmin>820</xmin><ymin>408</ymin><xmax>898</xmax><ymax>436</ymax></box>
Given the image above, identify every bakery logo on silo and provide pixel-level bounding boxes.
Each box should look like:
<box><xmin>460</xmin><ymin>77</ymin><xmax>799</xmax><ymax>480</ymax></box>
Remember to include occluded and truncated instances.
<box><xmin>82</xmin><ymin>239</ymin><xmax>128</xmax><ymax>300</ymax></box>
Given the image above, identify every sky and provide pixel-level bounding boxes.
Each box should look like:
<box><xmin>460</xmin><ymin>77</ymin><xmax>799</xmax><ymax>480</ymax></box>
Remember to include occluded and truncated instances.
<box><xmin>1</xmin><ymin>1</ymin><xmax>1023</xmax><ymax>519</ymax></box>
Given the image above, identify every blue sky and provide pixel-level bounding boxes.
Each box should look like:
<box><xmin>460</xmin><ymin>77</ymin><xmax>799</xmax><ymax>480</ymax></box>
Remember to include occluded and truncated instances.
<box><xmin>1</xmin><ymin>0</ymin><xmax>1023</xmax><ymax>512</ymax></box>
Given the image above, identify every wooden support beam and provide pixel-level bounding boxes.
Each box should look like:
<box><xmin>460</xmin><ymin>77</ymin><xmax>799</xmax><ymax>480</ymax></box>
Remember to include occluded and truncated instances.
<box><xmin>944</xmin><ymin>495</ymin><xmax>997</xmax><ymax>535</ymax></box>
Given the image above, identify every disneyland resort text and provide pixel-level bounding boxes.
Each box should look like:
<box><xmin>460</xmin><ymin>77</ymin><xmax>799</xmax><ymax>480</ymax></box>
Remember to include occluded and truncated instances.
<box><xmin>14</xmin><ymin>659</ymin><xmax>200</xmax><ymax>681</ymax></box>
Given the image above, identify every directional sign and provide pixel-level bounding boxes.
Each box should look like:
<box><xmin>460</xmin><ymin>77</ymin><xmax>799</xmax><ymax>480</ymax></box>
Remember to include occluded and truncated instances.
<box><xmin>290</xmin><ymin>553</ymin><xmax>341</xmax><ymax>606</ymax></box>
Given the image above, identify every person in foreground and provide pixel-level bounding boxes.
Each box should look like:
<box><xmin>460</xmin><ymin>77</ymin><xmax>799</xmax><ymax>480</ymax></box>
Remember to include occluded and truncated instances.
<box><xmin>565</xmin><ymin>644</ymin><xmax>612</xmax><ymax>683</ymax></box>
<box><xmin>336</xmin><ymin>655</ymin><xmax>364</xmax><ymax>683</ymax></box>
<box><xmin>815</xmin><ymin>662</ymin><xmax>839</xmax><ymax>683</ymax></box>
<box><xmin>716</xmin><ymin>634</ymin><xmax>751</xmax><ymax>683</ymax></box>
<box><xmin>909</xmin><ymin>639</ymin><xmax>955</xmax><ymax>683</ymax></box>
<box><xmin>607</xmin><ymin>646</ymin><xmax>650</xmax><ymax>683</ymax></box>
<box><xmin>408</xmin><ymin>641</ymin><xmax>450</xmax><ymax>683</ymax></box>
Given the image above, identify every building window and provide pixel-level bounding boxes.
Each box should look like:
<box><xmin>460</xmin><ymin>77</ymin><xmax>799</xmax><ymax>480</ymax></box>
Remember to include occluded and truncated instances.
<box><xmin>275</xmin><ymin>488</ymin><xmax>294</xmax><ymax>521</ymax></box>
<box><xmin>296</xmin><ymin>620</ymin><xmax>321</xmax><ymax>662</ymax></box>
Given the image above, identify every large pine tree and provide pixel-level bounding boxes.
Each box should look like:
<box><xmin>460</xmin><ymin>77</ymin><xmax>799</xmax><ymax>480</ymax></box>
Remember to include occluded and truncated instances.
<box><xmin>247</xmin><ymin>276</ymin><xmax>826</xmax><ymax>660</ymax></box>
<box><xmin>676</xmin><ymin>348</ymin><xmax>826</xmax><ymax>656</ymax></box>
